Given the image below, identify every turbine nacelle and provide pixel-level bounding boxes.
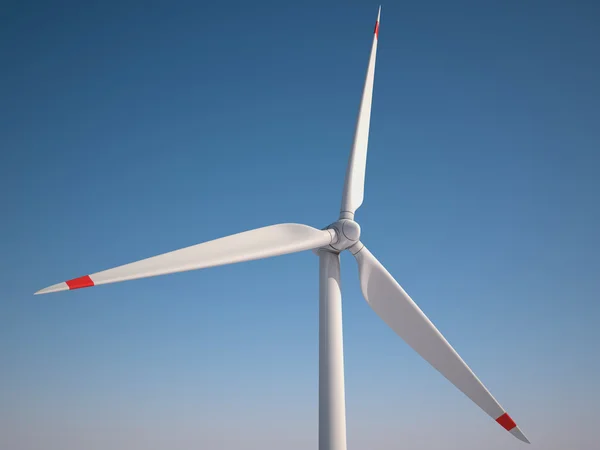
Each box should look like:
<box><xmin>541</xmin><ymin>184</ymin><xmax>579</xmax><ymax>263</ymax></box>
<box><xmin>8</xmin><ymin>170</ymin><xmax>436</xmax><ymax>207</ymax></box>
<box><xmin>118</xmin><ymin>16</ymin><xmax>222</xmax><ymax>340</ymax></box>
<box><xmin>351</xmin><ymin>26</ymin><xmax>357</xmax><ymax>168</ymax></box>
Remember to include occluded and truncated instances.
<box><xmin>327</xmin><ymin>219</ymin><xmax>361</xmax><ymax>252</ymax></box>
<box><xmin>313</xmin><ymin>219</ymin><xmax>362</xmax><ymax>256</ymax></box>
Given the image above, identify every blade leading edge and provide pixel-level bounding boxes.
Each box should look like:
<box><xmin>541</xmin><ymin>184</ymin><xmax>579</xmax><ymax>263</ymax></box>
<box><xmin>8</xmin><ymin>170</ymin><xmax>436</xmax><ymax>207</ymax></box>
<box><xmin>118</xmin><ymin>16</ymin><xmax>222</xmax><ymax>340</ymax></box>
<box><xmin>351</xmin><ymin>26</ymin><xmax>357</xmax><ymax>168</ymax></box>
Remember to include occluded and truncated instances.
<box><xmin>35</xmin><ymin>223</ymin><xmax>334</xmax><ymax>295</ymax></box>
<box><xmin>339</xmin><ymin>6</ymin><xmax>381</xmax><ymax>220</ymax></box>
<box><xmin>351</xmin><ymin>243</ymin><xmax>530</xmax><ymax>443</ymax></box>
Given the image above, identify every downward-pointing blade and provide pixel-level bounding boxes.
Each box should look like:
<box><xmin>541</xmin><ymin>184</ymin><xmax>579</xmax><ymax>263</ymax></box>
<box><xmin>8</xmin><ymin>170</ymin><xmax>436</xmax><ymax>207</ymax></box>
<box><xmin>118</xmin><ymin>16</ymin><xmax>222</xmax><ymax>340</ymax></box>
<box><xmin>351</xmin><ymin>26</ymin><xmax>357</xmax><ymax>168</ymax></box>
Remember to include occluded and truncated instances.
<box><xmin>351</xmin><ymin>243</ymin><xmax>529</xmax><ymax>443</ymax></box>
<box><xmin>35</xmin><ymin>223</ymin><xmax>333</xmax><ymax>295</ymax></box>
<box><xmin>339</xmin><ymin>6</ymin><xmax>381</xmax><ymax>219</ymax></box>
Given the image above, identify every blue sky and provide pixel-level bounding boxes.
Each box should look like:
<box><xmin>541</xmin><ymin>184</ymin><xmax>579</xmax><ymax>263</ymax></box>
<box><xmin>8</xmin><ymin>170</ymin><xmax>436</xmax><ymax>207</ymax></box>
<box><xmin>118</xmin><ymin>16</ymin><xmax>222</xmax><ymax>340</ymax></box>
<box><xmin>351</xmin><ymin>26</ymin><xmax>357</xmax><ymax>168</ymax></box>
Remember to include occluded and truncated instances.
<box><xmin>1</xmin><ymin>1</ymin><xmax>599</xmax><ymax>449</ymax></box>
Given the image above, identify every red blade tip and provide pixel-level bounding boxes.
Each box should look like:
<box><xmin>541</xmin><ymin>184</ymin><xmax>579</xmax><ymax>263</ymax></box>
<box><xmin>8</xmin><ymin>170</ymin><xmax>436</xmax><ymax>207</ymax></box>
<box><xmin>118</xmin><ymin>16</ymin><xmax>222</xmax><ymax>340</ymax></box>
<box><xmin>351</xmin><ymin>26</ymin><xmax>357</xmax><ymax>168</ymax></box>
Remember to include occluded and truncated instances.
<box><xmin>66</xmin><ymin>275</ymin><xmax>95</xmax><ymax>290</ymax></box>
<box><xmin>496</xmin><ymin>412</ymin><xmax>516</xmax><ymax>431</ymax></box>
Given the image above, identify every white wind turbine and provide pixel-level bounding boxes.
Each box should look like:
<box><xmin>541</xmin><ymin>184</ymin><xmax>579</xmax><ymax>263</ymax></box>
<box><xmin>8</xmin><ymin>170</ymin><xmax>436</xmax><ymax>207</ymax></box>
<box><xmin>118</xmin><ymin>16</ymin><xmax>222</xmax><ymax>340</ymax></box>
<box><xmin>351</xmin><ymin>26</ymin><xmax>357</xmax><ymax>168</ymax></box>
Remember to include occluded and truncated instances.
<box><xmin>36</xmin><ymin>7</ymin><xmax>529</xmax><ymax>449</ymax></box>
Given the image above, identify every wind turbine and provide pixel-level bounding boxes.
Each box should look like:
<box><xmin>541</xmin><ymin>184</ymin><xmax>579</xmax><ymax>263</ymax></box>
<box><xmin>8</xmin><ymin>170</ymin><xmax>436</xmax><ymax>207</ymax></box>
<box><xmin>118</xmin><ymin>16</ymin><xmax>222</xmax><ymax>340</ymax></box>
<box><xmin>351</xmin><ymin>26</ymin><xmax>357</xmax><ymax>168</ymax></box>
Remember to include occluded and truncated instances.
<box><xmin>35</xmin><ymin>6</ymin><xmax>529</xmax><ymax>449</ymax></box>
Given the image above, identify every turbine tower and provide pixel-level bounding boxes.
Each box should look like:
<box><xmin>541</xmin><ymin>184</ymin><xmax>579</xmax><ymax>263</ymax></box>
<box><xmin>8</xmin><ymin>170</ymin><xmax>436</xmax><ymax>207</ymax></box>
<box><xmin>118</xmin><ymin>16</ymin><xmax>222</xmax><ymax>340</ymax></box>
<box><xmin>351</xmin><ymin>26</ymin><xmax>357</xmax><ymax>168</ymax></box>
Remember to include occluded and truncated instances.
<box><xmin>35</xmin><ymin>6</ymin><xmax>529</xmax><ymax>449</ymax></box>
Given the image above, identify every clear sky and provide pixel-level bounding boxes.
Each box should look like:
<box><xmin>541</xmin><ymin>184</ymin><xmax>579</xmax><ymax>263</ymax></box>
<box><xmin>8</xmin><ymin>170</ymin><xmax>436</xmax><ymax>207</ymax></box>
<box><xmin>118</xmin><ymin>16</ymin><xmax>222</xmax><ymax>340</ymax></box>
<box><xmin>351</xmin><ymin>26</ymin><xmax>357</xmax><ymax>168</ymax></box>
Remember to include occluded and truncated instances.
<box><xmin>1</xmin><ymin>1</ymin><xmax>599</xmax><ymax>449</ymax></box>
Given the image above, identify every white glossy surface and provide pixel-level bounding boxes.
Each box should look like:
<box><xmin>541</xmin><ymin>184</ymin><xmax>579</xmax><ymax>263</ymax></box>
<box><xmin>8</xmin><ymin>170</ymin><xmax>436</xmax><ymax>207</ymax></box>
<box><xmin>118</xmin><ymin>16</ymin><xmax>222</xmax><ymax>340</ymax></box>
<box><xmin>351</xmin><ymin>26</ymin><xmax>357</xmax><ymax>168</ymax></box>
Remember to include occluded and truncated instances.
<box><xmin>353</xmin><ymin>243</ymin><xmax>530</xmax><ymax>443</ymax></box>
<box><xmin>339</xmin><ymin>6</ymin><xmax>380</xmax><ymax>219</ymax></box>
<box><xmin>35</xmin><ymin>224</ymin><xmax>333</xmax><ymax>295</ymax></box>
<box><xmin>327</xmin><ymin>219</ymin><xmax>361</xmax><ymax>252</ymax></box>
<box><xmin>319</xmin><ymin>250</ymin><xmax>347</xmax><ymax>450</ymax></box>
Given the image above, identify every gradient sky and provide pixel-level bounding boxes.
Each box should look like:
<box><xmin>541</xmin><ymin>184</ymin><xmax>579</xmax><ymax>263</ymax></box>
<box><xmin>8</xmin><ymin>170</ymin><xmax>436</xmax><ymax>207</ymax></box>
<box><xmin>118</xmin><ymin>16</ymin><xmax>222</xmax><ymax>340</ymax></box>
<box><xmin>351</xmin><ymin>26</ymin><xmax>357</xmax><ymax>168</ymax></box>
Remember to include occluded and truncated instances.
<box><xmin>2</xmin><ymin>1</ymin><xmax>599</xmax><ymax>449</ymax></box>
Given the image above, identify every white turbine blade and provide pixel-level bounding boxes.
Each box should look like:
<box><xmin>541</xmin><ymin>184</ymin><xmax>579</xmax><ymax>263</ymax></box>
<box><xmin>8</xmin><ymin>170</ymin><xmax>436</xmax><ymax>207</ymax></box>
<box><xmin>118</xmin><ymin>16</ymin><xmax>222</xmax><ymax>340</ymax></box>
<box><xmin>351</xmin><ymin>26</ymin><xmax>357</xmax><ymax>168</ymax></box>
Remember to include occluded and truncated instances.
<box><xmin>340</xmin><ymin>6</ymin><xmax>381</xmax><ymax>219</ymax></box>
<box><xmin>351</xmin><ymin>243</ymin><xmax>530</xmax><ymax>443</ymax></box>
<box><xmin>35</xmin><ymin>224</ymin><xmax>334</xmax><ymax>295</ymax></box>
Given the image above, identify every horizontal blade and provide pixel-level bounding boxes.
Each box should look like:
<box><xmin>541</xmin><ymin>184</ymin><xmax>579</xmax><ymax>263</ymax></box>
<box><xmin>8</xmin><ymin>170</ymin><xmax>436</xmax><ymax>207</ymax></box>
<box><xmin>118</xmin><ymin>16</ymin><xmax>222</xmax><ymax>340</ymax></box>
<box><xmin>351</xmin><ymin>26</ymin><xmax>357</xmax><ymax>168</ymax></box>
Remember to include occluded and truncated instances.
<box><xmin>35</xmin><ymin>223</ymin><xmax>333</xmax><ymax>295</ymax></box>
<box><xmin>351</xmin><ymin>243</ymin><xmax>529</xmax><ymax>443</ymax></box>
<box><xmin>340</xmin><ymin>6</ymin><xmax>380</xmax><ymax>220</ymax></box>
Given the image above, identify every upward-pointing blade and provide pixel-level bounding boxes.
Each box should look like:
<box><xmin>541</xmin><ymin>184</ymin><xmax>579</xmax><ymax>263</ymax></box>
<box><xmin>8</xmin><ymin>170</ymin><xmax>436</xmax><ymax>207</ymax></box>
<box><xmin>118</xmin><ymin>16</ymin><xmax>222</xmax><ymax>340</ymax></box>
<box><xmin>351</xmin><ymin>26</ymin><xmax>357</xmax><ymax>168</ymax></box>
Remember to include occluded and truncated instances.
<box><xmin>351</xmin><ymin>243</ymin><xmax>530</xmax><ymax>443</ymax></box>
<box><xmin>35</xmin><ymin>223</ymin><xmax>333</xmax><ymax>295</ymax></box>
<box><xmin>339</xmin><ymin>6</ymin><xmax>381</xmax><ymax>220</ymax></box>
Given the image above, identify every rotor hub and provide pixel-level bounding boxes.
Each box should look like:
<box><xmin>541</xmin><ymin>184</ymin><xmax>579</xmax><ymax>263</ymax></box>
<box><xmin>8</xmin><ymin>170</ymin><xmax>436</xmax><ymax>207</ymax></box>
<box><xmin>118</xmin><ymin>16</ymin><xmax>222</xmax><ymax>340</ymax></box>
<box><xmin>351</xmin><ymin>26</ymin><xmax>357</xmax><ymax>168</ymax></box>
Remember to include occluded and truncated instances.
<box><xmin>325</xmin><ymin>219</ymin><xmax>361</xmax><ymax>252</ymax></box>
